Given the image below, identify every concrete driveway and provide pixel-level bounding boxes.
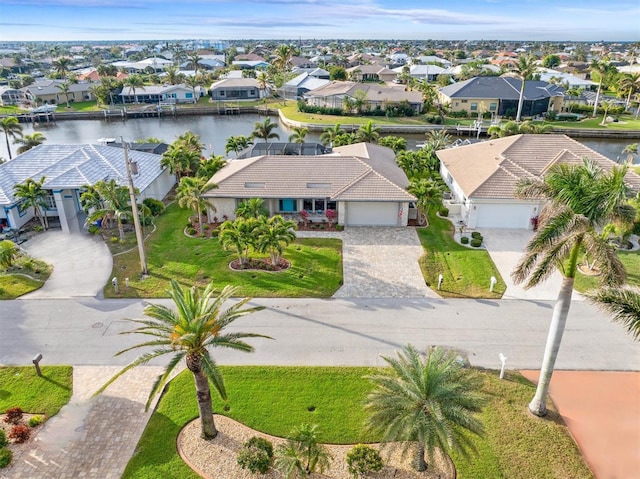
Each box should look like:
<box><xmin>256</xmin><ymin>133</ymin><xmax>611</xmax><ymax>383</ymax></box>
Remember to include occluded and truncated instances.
<box><xmin>480</xmin><ymin>228</ymin><xmax>569</xmax><ymax>301</ymax></box>
<box><xmin>297</xmin><ymin>228</ymin><xmax>438</xmax><ymax>299</ymax></box>
<box><xmin>20</xmin><ymin>230</ymin><xmax>112</xmax><ymax>299</ymax></box>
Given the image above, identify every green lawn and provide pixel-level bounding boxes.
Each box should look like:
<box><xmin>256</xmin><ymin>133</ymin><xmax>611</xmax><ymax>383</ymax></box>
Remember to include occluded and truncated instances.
<box><xmin>105</xmin><ymin>204</ymin><xmax>343</xmax><ymax>298</ymax></box>
<box><xmin>279</xmin><ymin>104</ymin><xmax>432</xmax><ymax>126</ymax></box>
<box><xmin>545</xmin><ymin>114</ymin><xmax>640</xmax><ymax>131</ymax></box>
<box><xmin>416</xmin><ymin>214</ymin><xmax>506</xmax><ymax>298</ymax></box>
<box><xmin>573</xmin><ymin>249</ymin><xmax>640</xmax><ymax>292</ymax></box>
<box><xmin>0</xmin><ymin>255</ymin><xmax>52</xmax><ymax>299</ymax></box>
<box><xmin>0</xmin><ymin>366</ymin><xmax>73</xmax><ymax>417</ymax></box>
<box><xmin>123</xmin><ymin>366</ymin><xmax>592</xmax><ymax>479</ymax></box>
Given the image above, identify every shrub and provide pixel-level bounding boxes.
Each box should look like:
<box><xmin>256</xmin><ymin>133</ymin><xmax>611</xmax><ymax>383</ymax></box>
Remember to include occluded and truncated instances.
<box><xmin>28</xmin><ymin>415</ymin><xmax>44</xmax><ymax>427</ymax></box>
<box><xmin>187</xmin><ymin>227</ymin><xmax>197</xmax><ymax>236</ymax></box>
<box><xmin>4</xmin><ymin>407</ymin><xmax>23</xmax><ymax>425</ymax></box>
<box><xmin>471</xmin><ymin>231</ymin><xmax>483</xmax><ymax>241</ymax></box>
<box><xmin>0</xmin><ymin>430</ymin><xmax>7</xmax><ymax>448</ymax></box>
<box><xmin>237</xmin><ymin>436</ymin><xmax>274</xmax><ymax>474</ymax></box>
<box><xmin>336</xmin><ymin>224</ymin><xmax>344</xmax><ymax>231</ymax></box>
<box><xmin>87</xmin><ymin>224</ymin><xmax>100</xmax><ymax>235</ymax></box>
<box><xmin>460</xmin><ymin>236</ymin><xmax>469</xmax><ymax>244</ymax></box>
<box><xmin>439</xmin><ymin>207</ymin><xmax>449</xmax><ymax>217</ymax></box>
<box><xmin>470</xmin><ymin>238</ymin><xmax>482</xmax><ymax>248</ymax></box>
<box><xmin>346</xmin><ymin>444</ymin><xmax>383</xmax><ymax>478</ymax></box>
<box><xmin>143</xmin><ymin>198</ymin><xmax>165</xmax><ymax>216</ymax></box>
<box><xmin>632</xmin><ymin>221</ymin><xmax>640</xmax><ymax>236</ymax></box>
<box><xmin>0</xmin><ymin>448</ymin><xmax>12</xmax><ymax>468</ymax></box>
<box><xmin>110</xmin><ymin>236</ymin><xmax>119</xmax><ymax>243</ymax></box>
<box><xmin>9</xmin><ymin>424</ymin><xmax>30</xmax><ymax>443</ymax></box>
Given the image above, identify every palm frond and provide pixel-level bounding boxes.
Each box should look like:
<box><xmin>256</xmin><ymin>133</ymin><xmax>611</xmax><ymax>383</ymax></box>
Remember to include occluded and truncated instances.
<box><xmin>585</xmin><ymin>286</ymin><xmax>640</xmax><ymax>340</ymax></box>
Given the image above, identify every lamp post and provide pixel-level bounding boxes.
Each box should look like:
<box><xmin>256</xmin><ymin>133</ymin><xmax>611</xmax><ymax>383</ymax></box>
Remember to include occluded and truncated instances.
<box><xmin>122</xmin><ymin>137</ymin><xmax>148</xmax><ymax>276</ymax></box>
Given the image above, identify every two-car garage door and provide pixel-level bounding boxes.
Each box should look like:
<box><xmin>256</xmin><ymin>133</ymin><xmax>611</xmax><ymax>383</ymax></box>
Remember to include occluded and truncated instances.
<box><xmin>346</xmin><ymin>202</ymin><xmax>399</xmax><ymax>226</ymax></box>
<box><xmin>474</xmin><ymin>203</ymin><xmax>533</xmax><ymax>229</ymax></box>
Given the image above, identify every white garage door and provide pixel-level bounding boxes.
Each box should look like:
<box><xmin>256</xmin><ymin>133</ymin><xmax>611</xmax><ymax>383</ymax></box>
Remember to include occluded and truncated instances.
<box><xmin>475</xmin><ymin>204</ymin><xmax>531</xmax><ymax>229</ymax></box>
<box><xmin>346</xmin><ymin>202</ymin><xmax>399</xmax><ymax>226</ymax></box>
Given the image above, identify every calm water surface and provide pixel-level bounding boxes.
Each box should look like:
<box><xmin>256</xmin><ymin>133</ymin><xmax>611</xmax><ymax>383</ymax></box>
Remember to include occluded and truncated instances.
<box><xmin>1</xmin><ymin>114</ymin><xmax>635</xmax><ymax>162</ymax></box>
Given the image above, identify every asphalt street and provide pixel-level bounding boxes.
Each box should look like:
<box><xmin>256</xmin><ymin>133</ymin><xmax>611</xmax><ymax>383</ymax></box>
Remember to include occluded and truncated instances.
<box><xmin>2</xmin><ymin>296</ymin><xmax>638</xmax><ymax>371</ymax></box>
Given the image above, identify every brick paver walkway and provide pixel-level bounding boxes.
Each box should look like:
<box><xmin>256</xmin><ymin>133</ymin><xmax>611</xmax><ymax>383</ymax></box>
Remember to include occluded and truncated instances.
<box><xmin>1</xmin><ymin>366</ymin><xmax>163</xmax><ymax>479</ymax></box>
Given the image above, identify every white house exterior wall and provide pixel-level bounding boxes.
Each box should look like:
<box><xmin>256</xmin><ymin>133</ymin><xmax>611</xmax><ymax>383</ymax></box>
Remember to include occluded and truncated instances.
<box><xmin>139</xmin><ymin>169</ymin><xmax>175</xmax><ymax>201</ymax></box>
<box><xmin>467</xmin><ymin>199</ymin><xmax>542</xmax><ymax>229</ymax></box>
<box><xmin>207</xmin><ymin>198</ymin><xmax>237</xmax><ymax>221</ymax></box>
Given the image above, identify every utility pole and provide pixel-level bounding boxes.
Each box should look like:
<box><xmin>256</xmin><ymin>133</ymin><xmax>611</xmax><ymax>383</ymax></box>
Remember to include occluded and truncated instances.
<box><xmin>122</xmin><ymin>137</ymin><xmax>148</xmax><ymax>276</ymax></box>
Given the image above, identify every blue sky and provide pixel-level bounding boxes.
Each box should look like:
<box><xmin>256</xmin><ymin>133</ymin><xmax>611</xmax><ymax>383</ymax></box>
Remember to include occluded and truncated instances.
<box><xmin>0</xmin><ymin>0</ymin><xmax>638</xmax><ymax>42</ymax></box>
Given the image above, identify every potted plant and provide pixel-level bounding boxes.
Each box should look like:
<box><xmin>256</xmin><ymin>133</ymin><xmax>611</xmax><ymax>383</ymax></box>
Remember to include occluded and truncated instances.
<box><xmin>299</xmin><ymin>210</ymin><xmax>309</xmax><ymax>228</ymax></box>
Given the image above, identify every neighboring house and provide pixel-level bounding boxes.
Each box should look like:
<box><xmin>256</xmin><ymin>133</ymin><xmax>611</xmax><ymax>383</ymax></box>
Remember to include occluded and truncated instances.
<box><xmin>437</xmin><ymin>134</ymin><xmax>640</xmax><ymax>229</ymax></box>
<box><xmin>111</xmin><ymin>57</ymin><xmax>172</xmax><ymax>73</ymax></box>
<box><xmin>304</xmin><ymin>81</ymin><xmax>424</xmax><ymax>113</ymax></box>
<box><xmin>21</xmin><ymin>80</ymin><xmax>95</xmax><ymax>105</ymax></box>
<box><xmin>119</xmin><ymin>83</ymin><xmax>204</xmax><ymax>104</ymax></box>
<box><xmin>0</xmin><ymin>144</ymin><xmax>175</xmax><ymax>234</ymax></box>
<box><xmin>209</xmin><ymin>78</ymin><xmax>263</xmax><ymax>101</ymax></box>
<box><xmin>231</xmin><ymin>60</ymin><xmax>270</xmax><ymax>70</ymax></box>
<box><xmin>203</xmin><ymin>142</ymin><xmax>416</xmax><ymax>227</ymax></box>
<box><xmin>538</xmin><ymin>68</ymin><xmax>597</xmax><ymax>90</ymax></box>
<box><xmin>416</xmin><ymin>56</ymin><xmax>452</xmax><ymax>67</ymax></box>
<box><xmin>347</xmin><ymin>64</ymin><xmax>397</xmax><ymax>82</ymax></box>
<box><xmin>280</xmin><ymin>72</ymin><xmax>331</xmax><ymax>99</ymax></box>
<box><xmin>393</xmin><ymin>64</ymin><xmax>449</xmax><ymax>82</ymax></box>
<box><xmin>291</xmin><ymin>67</ymin><xmax>330</xmax><ymax>80</ymax></box>
<box><xmin>438</xmin><ymin>76</ymin><xmax>565</xmax><ymax>117</ymax></box>
<box><xmin>0</xmin><ymin>86</ymin><xmax>24</xmax><ymax>105</ymax></box>
<box><xmin>237</xmin><ymin>142</ymin><xmax>330</xmax><ymax>159</ymax></box>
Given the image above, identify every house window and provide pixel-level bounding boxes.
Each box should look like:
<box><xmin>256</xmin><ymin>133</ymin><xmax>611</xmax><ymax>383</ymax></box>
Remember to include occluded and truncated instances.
<box><xmin>302</xmin><ymin>198</ymin><xmax>327</xmax><ymax>213</ymax></box>
<box><xmin>489</xmin><ymin>102</ymin><xmax>497</xmax><ymax>111</ymax></box>
<box><xmin>461</xmin><ymin>99</ymin><xmax>468</xmax><ymax>103</ymax></box>
<box><xmin>43</xmin><ymin>194</ymin><xmax>56</xmax><ymax>211</ymax></box>
<box><xmin>17</xmin><ymin>200</ymin><xmax>28</xmax><ymax>217</ymax></box>
<box><xmin>220</xmin><ymin>91</ymin><xmax>225</xmax><ymax>96</ymax></box>
<box><xmin>470</xmin><ymin>102</ymin><xmax>478</xmax><ymax>111</ymax></box>
<box><xmin>250</xmin><ymin>90</ymin><xmax>256</xmax><ymax>96</ymax></box>
<box><xmin>455</xmin><ymin>102</ymin><xmax>459</xmax><ymax>107</ymax></box>
<box><xmin>185</xmin><ymin>93</ymin><xmax>193</xmax><ymax>99</ymax></box>
<box><xmin>278</xmin><ymin>199</ymin><xmax>297</xmax><ymax>212</ymax></box>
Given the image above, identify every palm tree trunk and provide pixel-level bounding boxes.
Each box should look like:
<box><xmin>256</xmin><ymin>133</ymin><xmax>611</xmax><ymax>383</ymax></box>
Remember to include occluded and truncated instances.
<box><xmin>413</xmin><ymin>442</ymin><xmax>427</xmax><ymax>471</ymax></box>
<box><xmin>592</xmin><ymin>80</ymin><xmax>602</xmax><ymax>117</ymax></box>
<box><xmin>192</xmin><ymin>369</ymin><xmax>218</xmax><ymax>439</ymax></box>
<box><xmin>118</xmin><ymin>219</ymin><xmax>125</xmax><ymax>241</ymax></box>
<box><xmin>515</xmin><ymin>79</ymin><xmax>525</xmax><ymax>122</ymax></box>
<box><xmin>4</xmin><ymin>134</ymin><xmax>12</xmax><ymax>160</ymax></box>
<box><xmin>529</xmin><ymin>276</ymin><xmax>575</xmax><ymax>416</ymax></box>
<box><xmin>197</xmin><ymin>204</ymin><xmax>203</xmax><ymax>236</ymax></box>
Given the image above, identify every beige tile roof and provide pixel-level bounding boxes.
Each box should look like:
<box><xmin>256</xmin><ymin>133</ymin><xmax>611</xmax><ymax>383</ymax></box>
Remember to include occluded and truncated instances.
<box><xmin>206</xmin><ymin>152</ymin><xmax>415</xmax><ymax>202</ymax></box>
<box><xmin>437</xmin><ymin>134</ymin><xmax>640</xmax><ymax>199</ymax></box>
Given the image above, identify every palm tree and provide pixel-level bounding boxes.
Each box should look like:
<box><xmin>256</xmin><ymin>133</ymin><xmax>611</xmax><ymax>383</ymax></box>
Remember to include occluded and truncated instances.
<box><xmin>164</xmin><ymin>65</ymin><xmax>183</xmax><ymax>85</ymax></box>
<box><xmin>513</xmin><ymin>158</ymin><xmax>635</xmax><ymax>416</ymax></box>
<box><xmin>177</xmin><ymin>131</ymin><xmax>205</xmax><ymax>153</ymax></box>
<box><xmin>512</xmin><ymin>54</ymin><xmax>538</xmax><ymax>122</ymax></box>
<box><xmin>13</xmin><ymin>176</ymin><xmax>49</xmax><ymax>230</ymax></box>
<box><xmin>319</xmin><ymin>124</ymin><xmax>342</xmax><ymax>147</ymax></box>
<box><xmin>0</xmin><ymin>117</ymin><xmax>23</xmax><ymax>160</ymax></box>
<box><xmin>187</xmin><ymin>52</ymin><xmax>203</xmax><ymax>75</ymax></box>
<box><xmin>590</xmin><ymin>59</ymin><xmax>614</xmax><ymax>117</ymax></box>
<box><xmin>219</xmin><ymin>217</ymin><xmax>260</xmax><ymax>268</ymax></box>
<box><xmin>424</xmin><ymin>129</ymin><xmax>453</xmax><ymax>151</ymax></box>
<box><xmin>81</xmin><ymin>179</ymin><xmax>132</xmax><ymax>241</ymax></box>
<box><xmin>487</xmin><ymin>120</ymin><xmax>524</xmax><ymax>138</ymax></box>
<box><xmin>288</xmin><ymin>126</ymin><xmax>308</xmax><ymax>154</ymax></box>
<box><xmin>622</xmin><ymin>143</ymin><xmax>638</xmax><ymax>165</ymax></box>
<box><xmin>355</xmin><ymin>120</ymin><xmax>380</xmax><ymax>143</ymax></box>
<box><xmin>176</xmin><ymin>176</ymin><xmax>217</xmax><ymax>235</ymax></box>
<box><xmin>408</xmin><ymin>178</ymin><xmax>444</xmax><ymax>225</ymax></box>
<box><xmin>197</xmin><ymin>155</ymin><xmax>227</xmax><ymax>180</ymax></box>
<box><xmin>273</xmin><ymin>44</ymin><xmax>293</xmax><ymax>71</ymax></box>
<box><xmin>184</xmin><ymin>75</ymin><xmax>201</xmax><ymax>103</ymax></box>
<box><xmin>56</xmin><ymin>81</ymin><xmax>72</xmax><ymax>107</ymax></box>
<box><xmin>235</xmin><ymin>198</ymin><xmax>268</xmax><ymax>219</ymax></box>
<box><xmin>256</xmin><ymin>71</ymin><xmax>270</xmax><ymax>100</ymax></box>
<box><xmin>15</xmin><ymin>132</ymin><xmax>46</xmax><ymax>154</ymax></box>
<box><xmin>161</xmin><ymin>144</ymin><xmax>201</xmax><ymax>179</ymax></box>
<box><xmin>255</xmin><ymin>215</ymin><xmax>297</xmax><ymax>266</ymax></box>
<box><xmin>365</xmin><ymin>344</ymin><xmax>485</xmax><ymax>472</ymax></box>
<box><xmin>252</xmin><ymin>118</ymin><xmax>280</xmax><ymax>144</ymax></box>
<box><xmin>599</xmin><ymin>100</ymin><xmax>615</xmax><ymax>125</ymax></box>
<box><xmin>94</xmin><ymin>280</ymin><xmax>268</xmax><ymax>439</ymax></box>
<box><xmin>0</xmin><ymin>239</ymin><xmax>19</xmax><ymax>269</ymax></box>
<box><xmin>585</xmin><ymin>286</ymin><xmax>640</xmax><ymax>340</ymax></box>
<box><xmin>124</xmin><ymin>74</ymin><xmax>145</xmax><ymax>103</ymax></box>
<box><xmin>52</xmin><ymin>57</ymin><xmax>72</xmax><ymax>77</ymax></box>
<box><xmin>274</xmin><ymin>424</ymin><xmax>332</xmax><ymax>478</ymax></box>
<box><xmin>617</xmin><ymin>73</ymin><xmax>640</xmax><ymax>111</ymax></box>
<box><xmin>225</xmin><ymin>135</ymin><xmax>252</xmax><ymax>157</ymax></box>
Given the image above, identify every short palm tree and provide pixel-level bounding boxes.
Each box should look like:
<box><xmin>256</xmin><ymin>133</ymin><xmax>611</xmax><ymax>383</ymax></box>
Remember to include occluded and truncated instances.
<box><xmin>252</xmin><ymin>118</ymin><xmax>280</xmax><ymax>144</ymax></box>
<box><xmin>622</xmin><ymin>143</ymin><xmax>638</xmax><ymax>165</ymax></box>
<box><xmin>56</xmin><ymin>81</ymin><xmax>72</xmax><ymax>107</ymax></box>
<box><xmin>13</xmin><ymin>176</ymin><xmax>49</xmax><ymax>230</ymax></box>
<box><xmin>94</xmin><ymin>280</ymin><xmax>269</xmax><ymax>439</ymax></box>
<box><xmin>617</xmin><ymin>73</ymin><xmax>640</xmax><ymax>111</ymax></box>
<box><xmin>319</xmin><ymin>124</ymin><xmax>342</xmax><ymax>147</ymax></box>
<box><xmin>124</xmin><ymin>74</ymin><xmax>145</xmax><ymax>102</ymax></box>
<box><xmin>0</xmin><ymin>117</ymin><xmax>23</xmax><ymax>160</ymax></box>
<box><xmin>197</xmin><ymin>154</ymin><xmax>227</xmax><ymax>180</ymax></box>
<box><xmin>274</xmin><ymin>424</ymin><xmax>332</xmax><ymax>478</ymax></box>
<box><xmin>15</xmin><ymin>132</ymin><xmax>46</xmax><ymax>154</ymax></box>
<box><xmin>219</xmin><ymin>217</ymin><xmax>260</xmax><ymax>268</ymax></box>
<box><xmin>408</xmin><ymin>178</ymin><xmax>444</xmax><ymax>225</ymax></box>
<box><xmin>225</xmin><ymin>135</ymin><xmax>252</xmax><ymax>157</ymax></box>
<box><xmin>512</xmin><ymin>54</ymin><xmax>538</xmax><ymax>122</ymax></box>
<box><xmin>288</xmin><ymin>126</ymin><xmax>308</xmax><ymax>154</ymax></box>
<box><xmin>235</xmin><ymin>198</ymin><xmax>268</xmax><ymax>219</ymax></box>
<box><xmin>176</xmin><ymin>176</ymin><xmax>217</xmax><ymax>235</ymax></box>
<box><xmin>0</xmin><ymin>240</ymin><xmax>19</xmax><ymax>269</ymax></box>
<box><xmin>255</xmin><ymin>215</ymin><xmax>297</xmax><ymax>266</ymax></box>
<box><xmin>161</xmin><ymin>143</ymin><xmax>201</xmax><ymax>179</ymax></box>
<box><xmin>184</xmin><ymin>75</ymin><xmax>201</xmax><ymax>103</ymax></box>
<box><xmin>585</xmin><ymin>286</ymin><xmax>640</xmax><ymax>340</ymax></box>
<box><xmin>81</xmin><ymin>179</ymin><xmax>132</xmax><ymax>241</ymax></box>
<box><xmin>356</xmin><ymin>120</ymin><xmax>380</xmax><ymax>143</ymax></box>
<box><xmin>513</xmin><ymin>158</ymin><xmax>635</xmax><ymax>416</ymax></box>
<box><xmin>365</xmin><ymin>344</ymin><xmax>485</xmax><ymax>472</ymax></box>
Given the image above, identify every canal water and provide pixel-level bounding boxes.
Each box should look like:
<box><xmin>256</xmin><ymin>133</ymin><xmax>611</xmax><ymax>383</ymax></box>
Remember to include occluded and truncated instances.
<box><xmin>1</xmin><ymin>113</ymin><xmax>636</xmax><ymax>162</ymax></box>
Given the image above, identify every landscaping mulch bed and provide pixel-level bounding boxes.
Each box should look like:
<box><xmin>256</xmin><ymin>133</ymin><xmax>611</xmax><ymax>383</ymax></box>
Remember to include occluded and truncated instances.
<box><xmin>229</xmin><ymin>258</ymin><xmax>291</xmax><ymax>272</ymax></box>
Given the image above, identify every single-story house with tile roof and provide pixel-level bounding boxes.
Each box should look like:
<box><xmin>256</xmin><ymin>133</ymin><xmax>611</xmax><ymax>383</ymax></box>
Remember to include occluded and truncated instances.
<box><xmin>346</xmin><ymin>64</ymin><xmax>397</xmax><ymax>82</ymax></box>
<box><xmin>438</xmin><ymin>76</ymin><xmax>565</xmax><ymax>118</ymax></box>
<box><xmin>0</xmin><ymin>144</ymin><xmax>175</xmax><ymax>233</ymax></box>
<box><xmin>209</xmin><ymin>78</ymin><xmax>264</xmax><ymax>101</ymax></box>
<box><xmin>436</xmin><ymin>134</ymin><xmax>640</xmax><ymax>229</ymax></box>
<box><xmin>281</xmin><ymin>72</ymin><xmax>331</xmax><ymax>99</ymax></box>
<box><xmin>304</xmin><ymin>81</ymin><xmax>424</xmax><ymax>113</ymax></box>
<box><xmin>119</xmin><ymin>83</ymin><xmax>204</xmax><ymax>104</ymax></box>
<box><xmin>204</xmin><ymin>142</ymin><xmax>416</xmax><ymax>227</ymax></box>
<box><xmin>21</xmin><ymin>80</ymin><xmax>96</xmax><ymax>105</ymax></box>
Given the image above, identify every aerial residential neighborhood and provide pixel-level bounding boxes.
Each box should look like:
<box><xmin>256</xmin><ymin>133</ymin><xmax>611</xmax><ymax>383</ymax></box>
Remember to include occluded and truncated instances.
<box><xmin>0</xmin><ymin>1</ymin><xmax>639</xmax><ymax>478</ymax></box>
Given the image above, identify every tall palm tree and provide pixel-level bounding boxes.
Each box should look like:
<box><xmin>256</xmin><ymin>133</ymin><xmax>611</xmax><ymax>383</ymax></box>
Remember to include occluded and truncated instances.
<box><xmin>365</xmin><ymin>344</ymin><xmax>485</xmax><ymax>472</ymax></box>
<box><xmin>255</xmin><ymin>215</ymin><xmax>297</xmax><ymax>266</ymax></box>
<box><xmin>177</xmin><ymin>131</ymin><xmax>205</xmax><ymax>154</ymax></box>
<box><xmin>13</xmin><ymin>176</ymin><xmax>49</xmax><ymax>230</ymax></box>
<box><xmin>187</xmin><ymin>52</ymin><xmax>203</xmax><ymax>75</ymax></box>
<box><xmin>590</xmin><ymin>59</ymin><xmax>614</xmax><ymax>117</ymax></box>
<box><xmin>288</xmin><ymin>126</ymin><xmax>308</xmax><ymax>154</ymax></box>
<box><xmin>408</xmin><ymin>178</ymin><xmax>444</xmax><ymax>225</ymax></box>
<box><xmin>256</xmin><ymin>71</ymin><xmax>270</xmax><ymax>100</ymax></box>
<box><xmin>197</xmin><ymin>154</ymin><xmax>227</xmax><ymax>180</ymax></box>
<box><xmin>164</xmin><ymin>65</ymin><xmax>183</xmax><ymax>85</ymax></box>
<box><xmin>252</xmin><ymin>118</ymin><xmax>280</xmax><ymax>144</ymax></box>
<box><xmin>81</xmin><ymin>179</ymin><xmax>132</xmax><ymax>241</ymax></box>
<box><xmin>52</xmin><ymin>57</ymin><xmax>72</xmax><ymax>77</ymax></box>
<box><xmin>512</xmin><ymin>54</ymin><xmax>538</xmax><ymax>122</ymax></box>
<box><xmin>185</xmin><ymin>75</ymin><xmax>201</xmax><ymax>103</ymax></box>
<box><xmin>15</xmin><ymin>132</ymin><xmax>46</xmax><ymax>154</ymax></box>
<box><xmin>319</xmin><ymin>124</ymin><xmax>342</xmax><ymax>147</ymax></box>
<box><xmin>225</xmin><ymin>135</ymin><xmax>252</xmax><ymax>157</ymax></box>
<box><xmin>617</xmin><ymin>73</ymin><xmax>640</xmax><ymax>111</ymax></box>
<box><xmin>56</xmin><ymin>81</ymin><xmax>72</xmax><ymax>107</ymax></box>
<box><xmin>585</xmin><ymin>286</ymin><xmax>640</xmax><ymax>340</ymax></box>
<box><xmin>513</xmin><ymin>158</ymin><xmax>635</xmax><ymax>416</ymax></box>
<box><xmin>176</xmin><ymin>176</ymin><xmax>217</xmax><ymax>235</ymax></box>
<box><xmin>273</xmin><ymin>44</ymin><xmax>293</xmax><ymax>71</ymax></box>
<box><xmin>124</xmin><ymin>74</ymin><xmax>145</xmax><ymax>103</ymax></box>
<box><xmin>0</xmin><ymin>117</ymin><xmax>23</xmax><ymax>160</ymax></box>
<box><xmin>235</xmin><ymin>198</ymin><xmax>268</xmax><ymax>219</ymax></box>
<box><xmin>94</xmin><ymin>280</ymin><xmax>268</xmax><ymax>439</ymax></box>
<box><xmin>356</xmin><ymin>120</ymin><xmax>380</xmax><ymax>143</ymax></box>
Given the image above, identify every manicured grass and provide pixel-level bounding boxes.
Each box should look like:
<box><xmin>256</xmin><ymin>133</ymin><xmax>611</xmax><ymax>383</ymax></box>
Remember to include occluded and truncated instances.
<box><xmin>545</xmin><ymin>114</ymin><xmax>640</xmax><ymax>131</ymax></box>
<box><xmin>453</xmin><ymin>370</ymin><xmax>594</xmax><ymax>479</ymax></box>
<box><xmin>573</xmin><ymin>249</ymin><xmax>640</xmax><ymax>292</ymax></box>
<box><xmin>0</xmin><ymin>366</ymin><xmax>73</xmax><ymax>417</ymax></box>
<box><xmin>279</xmin><ymin>104</ymin><xmax>431</xmax><ymax>126</ymax></box>
<box><xmin>416</xmin><ymin>214</ymin><xmax>506</xmax><ymax>298</ymax></box>
<box><xmin>0</xmin><ymin>255</ymin><xmax>52</xmax><ymax>299</ymax></box>
<box><xmin>123</xmin><ymin>367</ymin><xmax>592</xmax><ymax>479</ymax></box>
<box><xmin>106</xmin><ymin>203</ymin><xmax>343</xmax><ymax>298</ymax></box>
